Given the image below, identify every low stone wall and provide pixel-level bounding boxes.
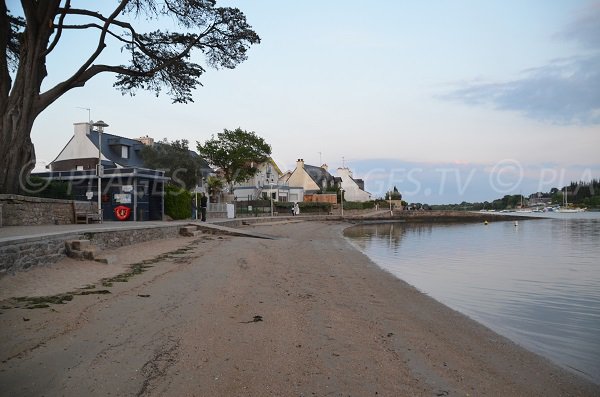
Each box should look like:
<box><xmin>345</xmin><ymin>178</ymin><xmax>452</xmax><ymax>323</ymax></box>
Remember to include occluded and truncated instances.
<box><xmin>0</xmin><ymin>233</ymin><xmax>81</xmax><ymax>275</ymax></box>
<box><xmin>0</xmin><ymin>226</ymin><xmax>182</xmax><ymax>275</ymax></box>
<box><xmin>0</xmin><ymin>194</ymin><xmax>89</xmax><ymax>226</ymax></box>
<box><xmin>82</xmin><ymin>226</ymin><xmax>181</xmax><ymax>250</ymax></box>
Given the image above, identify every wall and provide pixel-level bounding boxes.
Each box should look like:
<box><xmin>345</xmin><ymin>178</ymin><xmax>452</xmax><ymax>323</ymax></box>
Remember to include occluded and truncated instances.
<box><xmin>0</xmin><ymin>225</ymin><xmax>181</xmax><ymax>275</ymax></box>
<box><xmin>0</xmin><ymin>195</ymin><xmax>91</xmax><ymax>226</ymax></box>
<box><xmin>304</xmin><ymin>194</ymin><xmax>337</xmax><ymax>204</ymax></box>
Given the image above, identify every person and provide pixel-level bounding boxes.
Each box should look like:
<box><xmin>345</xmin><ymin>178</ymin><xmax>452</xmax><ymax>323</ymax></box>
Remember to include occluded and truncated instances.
<box><xmin>291</xmin><ymin>203</ymin><xmax>295</xmax><ymax>216</ymax></box>
<box><xmin>294</xmin><ymin>202</ymin><xmax>300</xmax><ymax>216</ymax></box>
<box><xmin>200</xmin><ymin>193</ymin><xmax>208</xmax><ymax>222</ymax></box>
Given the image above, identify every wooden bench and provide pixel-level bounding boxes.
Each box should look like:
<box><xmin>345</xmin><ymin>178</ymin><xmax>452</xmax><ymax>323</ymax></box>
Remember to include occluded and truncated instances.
<box><xmin>73</xmin><ymin>201</ymin><xmax>102</xmax><ymax>224</ymax></box>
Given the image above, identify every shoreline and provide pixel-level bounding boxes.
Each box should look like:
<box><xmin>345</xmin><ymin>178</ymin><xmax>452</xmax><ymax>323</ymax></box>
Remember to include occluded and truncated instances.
<box><xmin>0</xmin><ymin>220</ymin><xmax>598</xmax><ymax>395</ymax></box>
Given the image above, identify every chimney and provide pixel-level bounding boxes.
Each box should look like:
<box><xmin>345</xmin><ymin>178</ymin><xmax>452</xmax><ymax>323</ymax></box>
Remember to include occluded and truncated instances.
<box><xmin>321</xmin><ymin>163</ymin><xmax>328</xmax><ymax>171</ymax></box>
<box><xmin>297</xmin><ymin>158</ymin><xmax>304</xmax><ymax>169</ymax></box>
<box><xmin>74</xmin><ymin>122</ymin><xmax>90</xmax><ymax>137</ymax></box>
<box><xmin>137</xmin><ymin>135</ymin><xmax>154</xmax><ymax>146</ymax></box>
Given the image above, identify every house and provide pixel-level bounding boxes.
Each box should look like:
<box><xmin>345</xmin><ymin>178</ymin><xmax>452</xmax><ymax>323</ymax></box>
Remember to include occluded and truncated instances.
<box><xmin>337</xmin><ymin>167</ymin><xmax>372</xmax><ymax>202</ymax></box>
<box><xmin>36</xmin><ymin>122</ymin><xmax>168</xmax><ymax>221</ymax></box>
<box><xmin>50</xmin><ymin>122</ymin><xmax>147</xmax><ymax>171</ymax></box>
<box><xmin>286</xmin><ymin>159</ymin><xmax>338</xmax><ymax>193</ymax></box>
<box><xmin>233</xmin><ymin>158</ymin><xmax>300</xmax><ymax>202</ymax></box>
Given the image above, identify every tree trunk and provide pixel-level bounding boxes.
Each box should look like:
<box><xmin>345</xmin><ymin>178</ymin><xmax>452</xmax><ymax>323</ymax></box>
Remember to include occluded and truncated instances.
<box><xmin>0</xmin><ymin>1</ymin><xmax>61</xmax><ymax>194</ymax></box>
<box><xmin>0</xmin><ymin>106</ymin><xmax>37</xmax><ymax>194</ymax></box>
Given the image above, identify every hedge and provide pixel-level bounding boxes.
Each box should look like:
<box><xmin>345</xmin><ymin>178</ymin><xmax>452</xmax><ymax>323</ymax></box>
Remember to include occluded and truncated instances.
<box><xmin>342</xmin><ymin>201</ymin><xmax>375</xmax><ymax>210</ymax></box>
<box><xmin>22</xmin><ymin>176</ymin><xmax>72</xmax><ymax>200</ymax></box>
<box><xmin>164</xmin><ymin>185</ymin><xmax>192</xmax><ymax>219</ymax></box>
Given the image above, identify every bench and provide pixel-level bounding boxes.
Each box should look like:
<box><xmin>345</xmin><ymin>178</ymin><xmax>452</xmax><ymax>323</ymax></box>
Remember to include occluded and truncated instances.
<box><xmin>73</xmin><ymin>201</ymin><xmax>102</xmax><ymax>224</ymax></box>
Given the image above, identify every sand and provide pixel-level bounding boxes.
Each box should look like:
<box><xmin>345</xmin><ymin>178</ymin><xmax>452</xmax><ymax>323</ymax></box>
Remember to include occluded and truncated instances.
<box><xmin>0</xmin><ymin>221</ymin><xmax>598</xmax><ymax>396</ymax></box>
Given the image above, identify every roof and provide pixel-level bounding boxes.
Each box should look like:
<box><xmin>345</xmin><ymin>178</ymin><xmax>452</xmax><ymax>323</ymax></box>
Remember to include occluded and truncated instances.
<box><xmin>304</xmin><ymin>164</ymin><xmax>336</xmax><ymax>189</ymax></box>
<box><xmin>88</xmin><ymin>130</ymin><xmax>146</xmax><ymax>168</ymax></box>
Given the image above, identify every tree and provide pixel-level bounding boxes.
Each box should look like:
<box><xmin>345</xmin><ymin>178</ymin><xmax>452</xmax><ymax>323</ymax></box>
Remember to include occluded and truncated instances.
<box><xmin>139</xmin><ymin>139</ymin><xmax>211</xmax><ymax>190</ymax></box>
<box><xmin>385</xmin><ymin>186</ymin><xmax>402</xmax><ymax>200</ymax></box>
<box><xmin>1</xmin><ymin>1</ymin><xmax>260</xmax><ymax>194</ymax></box>
<box><xmin>197</xmin><ymin>128</ymin><xmax>271</xmax><ymax>191</ymax></box>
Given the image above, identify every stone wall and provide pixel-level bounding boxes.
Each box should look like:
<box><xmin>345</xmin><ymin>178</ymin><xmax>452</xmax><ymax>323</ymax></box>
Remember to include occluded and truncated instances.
<box><xmin>0</xmin><ymin>226</ymin><xmax>182</xmax><ymax>275</ymax></box>
<box><xmin>0</xmin><ymin>194</ymin><xmax>89</xmax><ymax>226</ymax></box>
<box><xmin>83</xmin><ymin>226</ymin><xmax>181</xmax><ymax>250</ymax></box>
<box><xmin>0</xmin><ymin>233</ymin><xmax>80</xmax><ymax>275</ymax></box>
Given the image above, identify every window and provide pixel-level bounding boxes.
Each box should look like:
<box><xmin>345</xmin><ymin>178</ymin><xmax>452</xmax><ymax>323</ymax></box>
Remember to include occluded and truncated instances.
<box><xmin>76</xmin><ymin>165</ymin><xmax>83</xmax><ymax>171</ymax></box>
<box><xmin>121</xmin><ymin>145</ymin><xmax>129</xmax><ymax>159</ymax></box>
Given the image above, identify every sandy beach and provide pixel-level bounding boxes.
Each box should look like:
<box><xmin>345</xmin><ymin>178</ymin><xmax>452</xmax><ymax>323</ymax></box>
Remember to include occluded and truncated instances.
<box><xmin>0</xmin><ymin>220</ymin><xmax>598</xmax><ymax>396</ymax></box>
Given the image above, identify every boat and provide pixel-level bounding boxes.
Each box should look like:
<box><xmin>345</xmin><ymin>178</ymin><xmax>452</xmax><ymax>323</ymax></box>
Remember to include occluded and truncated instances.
<box><xmin>557</xmin><ymin>186</ymin><xmax>586</xmax><ymax>213</ymax></box>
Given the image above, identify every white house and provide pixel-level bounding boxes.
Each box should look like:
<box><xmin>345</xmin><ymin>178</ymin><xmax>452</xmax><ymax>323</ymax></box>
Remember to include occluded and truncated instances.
<box><xmin>337</xmin><ymin>167</ymin><xmax>371</xmax><ymax>202</ymax></box>
<box><xmin>233</xmin><ymin>159</ymin><xmax>299</xmax><ymax>202</ymax></box>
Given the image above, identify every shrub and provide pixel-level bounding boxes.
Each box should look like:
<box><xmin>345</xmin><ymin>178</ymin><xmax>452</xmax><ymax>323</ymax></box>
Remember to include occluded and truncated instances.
<box><xmin>342</xmin><ymin>201</ymin><xmax>375</xmax><ymax>210</ymax></box>
<box><xmin>164</xmin><ymin>185</ymin><xmax>192</xmax><ymax>219</ymax></box>
<box><xmin>22</xmin><ymin>176</ymin><xmax>72</xmax><ymax>200</ymax></box>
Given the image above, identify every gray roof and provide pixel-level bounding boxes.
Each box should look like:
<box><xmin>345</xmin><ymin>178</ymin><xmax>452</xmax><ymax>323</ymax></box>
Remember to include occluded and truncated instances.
<box><xmin>304</xmin><ymin>164</ymin><xmax>336</xmax><ymax>191</ymax></box>
<box><xmin>88</xmin><ymin>130</ymin><xmax>146</xmax><ymax>168</ymax></box>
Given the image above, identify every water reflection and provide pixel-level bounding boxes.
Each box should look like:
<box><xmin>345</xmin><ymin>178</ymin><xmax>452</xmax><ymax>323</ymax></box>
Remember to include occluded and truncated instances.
<box><xmin>345</xmin><ymin>215</ymin><xmax>600</xmax><ymax>384</ymax></box>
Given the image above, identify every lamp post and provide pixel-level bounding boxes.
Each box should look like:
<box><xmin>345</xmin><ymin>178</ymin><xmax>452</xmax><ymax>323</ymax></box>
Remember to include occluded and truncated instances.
<box><xmin>269</xmin><ymin>177</ymin><xmax>274</xmax><ymax>217</ymax></box>
<box><xmin>93</xmin><ymin>120</ymin><xmax>109</xmax><ymax>222</ymax></box>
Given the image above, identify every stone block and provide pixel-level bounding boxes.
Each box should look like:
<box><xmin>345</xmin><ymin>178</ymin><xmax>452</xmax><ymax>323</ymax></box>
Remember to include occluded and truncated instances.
<box><xmin>180</xmin><ymin>226</ymin><xmax>197</xmax><ymax>237</ymax></box>
<box><xmin>69</xmin><ymin>240</ymin><xmax>92</xmax><ymax>251</ymax></box>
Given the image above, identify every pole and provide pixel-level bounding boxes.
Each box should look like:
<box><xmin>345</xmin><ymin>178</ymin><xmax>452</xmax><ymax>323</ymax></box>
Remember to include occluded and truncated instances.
<box><xmin>389</xmin><ymin>190</ymin><xmax>393</xmax><ymax>216</ymax></box>
<box><xmin>93</xmin><ymin>120</ymin><xmax>108</xmax><ymax>222</ymax></box>
<box><xmin>340</xmin><ymin>188</ymin><xmax>344</xmax><ymax>217</ymax></box>
<box><xmin>97</xmin><ymin>128</ymin><xmax>102</xmax><ymax>223</ymax></box>
<box><xmin>195</xmin><ymin>188</ymin><xmax>198</xmax><ymax>220</ymax></box>
<box><xmin>270</xmin><ymin>179</ymin><xmax>274</xmax><ymax>217</ymax></box>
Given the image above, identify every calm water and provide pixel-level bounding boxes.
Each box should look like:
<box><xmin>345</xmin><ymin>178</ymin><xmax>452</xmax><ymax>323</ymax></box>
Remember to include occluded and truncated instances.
<box><xmin>344</xmin><ymin>212</ymin><xmax>600</xmax><ymax>383</ymax></box>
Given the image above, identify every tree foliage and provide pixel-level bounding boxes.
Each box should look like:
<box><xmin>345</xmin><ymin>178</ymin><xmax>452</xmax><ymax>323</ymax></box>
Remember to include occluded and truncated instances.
<box><xmin>1</xmin><ymin>1</ymin><xmax>260</xmax><ymax>193</ymax></box>
<box><xmin>197</xmin><ymin>128</ymin><xmax>272</xmax><ymax>189</ymax></box>
<box><xmin>139</xmin><ymin>139</ymin><xmax>211</xmax><ymax>190</ymax></box>
<box><xmin>385</xmin><ymin>186</ymin><xmax>402</xmax><ymax>200</ymax></box>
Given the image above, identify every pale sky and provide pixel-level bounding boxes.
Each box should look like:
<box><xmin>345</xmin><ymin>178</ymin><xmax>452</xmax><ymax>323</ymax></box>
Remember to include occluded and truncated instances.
<box><xmin>25</xmin><ymin>0</ymin><xmax>600</xmax><ymax>203</ymax></box>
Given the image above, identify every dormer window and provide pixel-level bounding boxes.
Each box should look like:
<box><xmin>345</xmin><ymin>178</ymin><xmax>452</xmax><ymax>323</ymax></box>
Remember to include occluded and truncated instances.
<box><xmin>121</xmin><ymin>145</ymin><xmax>129</xmax><ymax>159</ymax></box>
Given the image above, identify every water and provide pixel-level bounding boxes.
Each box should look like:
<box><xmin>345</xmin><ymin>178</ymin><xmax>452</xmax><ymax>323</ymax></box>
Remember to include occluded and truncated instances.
<box><xmin>344</xmin><ymin>212</ymin><xmax>600</xmax><ymax>383</ymax></box>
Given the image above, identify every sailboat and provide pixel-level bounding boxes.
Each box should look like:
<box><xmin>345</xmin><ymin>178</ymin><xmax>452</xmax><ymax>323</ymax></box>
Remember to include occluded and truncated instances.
<box><xmin>558</xmin><ymin>186</ymin><xmax>585</xmax><ymax>213</ymax></box>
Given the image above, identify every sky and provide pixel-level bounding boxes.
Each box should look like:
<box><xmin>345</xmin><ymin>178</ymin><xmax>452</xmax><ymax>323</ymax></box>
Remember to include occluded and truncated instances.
<box><xmin>22</xmin><ymin>0</ymin><xmax>600</xmax><ymax>204</ymax></box>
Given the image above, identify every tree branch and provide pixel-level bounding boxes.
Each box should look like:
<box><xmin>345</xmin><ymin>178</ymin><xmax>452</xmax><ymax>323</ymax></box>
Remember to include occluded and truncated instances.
<box><xmin>44</xmin><ymin>0</ymin><xmax>70</xmax><ymax>56</ymax></box>
<box><xmin>38</xmin><ymin>1</ymin><xmax>129</xmax><ymax>109</ymax></box>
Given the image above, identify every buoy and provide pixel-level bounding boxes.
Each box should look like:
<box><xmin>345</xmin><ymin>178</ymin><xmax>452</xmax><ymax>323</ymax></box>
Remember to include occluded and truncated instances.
<box><xmin>514</xmin><ymin>221</ymin><xmax>519</xmax><ymax>226</ymax></box>
<box><xmin>484</xmin><ymin>220</ymin><xmax>488</xmax><ymax>225</ymax></box>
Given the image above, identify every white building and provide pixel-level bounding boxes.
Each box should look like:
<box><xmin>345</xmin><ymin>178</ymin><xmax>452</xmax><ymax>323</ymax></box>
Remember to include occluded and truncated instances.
<box><xmin>337</xmin><ymin>167</ymin><xmax>371</xmax><ymax>202</ymax></box>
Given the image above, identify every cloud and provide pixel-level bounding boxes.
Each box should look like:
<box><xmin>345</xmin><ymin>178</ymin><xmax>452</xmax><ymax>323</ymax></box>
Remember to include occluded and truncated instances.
<box><xmin>560</xmin><ymin>2</ymin><xmax>600</xmax><ymax>50</ymax></box>
<box><xmin>348</xmin><ymin>158</ymin><xmax>600</xmax><ymax>204</ymax></box>
<box><xmin>440</xmin><ymin>3</ymin><xmax>600</xmax><ymax>125</ymax></box>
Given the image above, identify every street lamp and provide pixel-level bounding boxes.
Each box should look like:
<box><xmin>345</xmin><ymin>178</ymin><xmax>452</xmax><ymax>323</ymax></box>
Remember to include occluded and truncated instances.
<box><xmin>269</xmin><ymin>177</ymin><xmax>274</xmax><ymax>217</ymax></box>
<box><xmin>93</xmin><ymin>120</ymin><xmax>109</xmax><ymax>222</ymax></box>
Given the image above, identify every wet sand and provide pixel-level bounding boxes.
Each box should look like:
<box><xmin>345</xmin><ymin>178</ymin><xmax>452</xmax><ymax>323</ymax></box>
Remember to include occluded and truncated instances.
<box><xmin>0</xmin><ymin>221</ymin><xmax>598</xmax><ymax>396</ymax></box>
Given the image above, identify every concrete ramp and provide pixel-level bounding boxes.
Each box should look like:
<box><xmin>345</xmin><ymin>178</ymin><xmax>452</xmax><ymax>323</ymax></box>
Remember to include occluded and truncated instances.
<box><xmin>189</xmin><ymin>223</ymin><xmax>276</xmax><ymax>240</ymax></box>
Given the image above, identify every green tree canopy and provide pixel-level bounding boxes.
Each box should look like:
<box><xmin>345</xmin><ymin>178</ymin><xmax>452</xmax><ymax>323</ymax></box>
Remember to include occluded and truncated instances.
<box><xmin>197</xmin><ymin>128</ymin><xmax>271</xmax><ymax>189</ymax></box>
<box><xmin>1</xmin><ymin>1</ymin><xmax>259</xmax><ymax>193</ymax></box>
<box><xmin>140</xmin><ymin>139</ymin><xmax>211</xmax><ymax>190</ymax></box>
<box><xmin>385</xmin><ymin>186</ymin><xmax>402</xmax><ymax>200</ymax></box>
